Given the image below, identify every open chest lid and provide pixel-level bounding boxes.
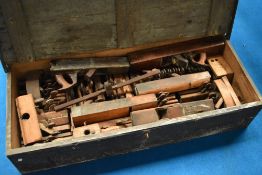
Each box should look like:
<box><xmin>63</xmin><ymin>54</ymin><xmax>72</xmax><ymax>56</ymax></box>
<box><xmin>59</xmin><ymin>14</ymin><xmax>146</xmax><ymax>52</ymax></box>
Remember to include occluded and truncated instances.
<box><xmin>0</xmin><ymin>0</ymin><xmax>238</xmax><ymax>72</ymax></box>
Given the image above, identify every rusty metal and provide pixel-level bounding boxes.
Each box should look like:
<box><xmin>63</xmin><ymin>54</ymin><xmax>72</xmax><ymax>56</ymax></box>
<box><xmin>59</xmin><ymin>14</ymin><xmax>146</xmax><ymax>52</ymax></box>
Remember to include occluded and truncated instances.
<box><xmin>109</xmin><ymin>75</ymin><xmax>118</xmax><ymax>98</ymax></box>
<box><xmin>131</xmin><ymin>108</ymin><xmax>159</xmax><ymax>126</ymax></box>
<box><xmin>40</xmin><ymin>76</ymin><xmax>61</xmax><ymax>99</ymax></box>
<box><xmin>160</xmin><ymin>53</ymin><xmax>209</xmax><ymax>77</ymax></box>
<box><xmin>157</xmin><ymin>94</ymin><xmax>177</xmax><ymax>106</ymax></box>
<box><xmin>54</xmin><ymin>69</ymin><xmax>161</xmax><ymax>111</ymax></box>
<box><xmin>158</xmin><ymin>96</ymin><xmax>177</xmax><ymax>106</ymax></box>
<box><xmin>160</xmin><ymin>67</ymin><xmax>186</xmax><ymax>77</ymax></box>
<box><xmin>16</xmin><ymin>94</ymin><xmax>42</xmax><ymax>145</ymax></box>
<box><xmin>157</xmin><ymin>92</ymin><xmax>169</xmax><ymax>102</ymax></box>
<box><xmin>41</xmin><ymin>89</ymin><xmax>67</xmax><ymax>112</ymax></box>
<box><xmin>172</xmin><ymin>55</ymin><xmax>189</xmax><ymax>67</ymax></box>
<box><xmin>104</xmin><ymin>81</ymin><xmax>114</xmax><ymax>98</ymax></box>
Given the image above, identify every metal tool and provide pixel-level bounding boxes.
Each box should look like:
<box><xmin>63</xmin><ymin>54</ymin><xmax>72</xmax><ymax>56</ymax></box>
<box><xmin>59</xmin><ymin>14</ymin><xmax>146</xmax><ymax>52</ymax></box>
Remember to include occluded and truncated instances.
<box><xmin>54</xmin><ymin>69</ymin><xmax>161</xmax><ymax>111</ymax></box>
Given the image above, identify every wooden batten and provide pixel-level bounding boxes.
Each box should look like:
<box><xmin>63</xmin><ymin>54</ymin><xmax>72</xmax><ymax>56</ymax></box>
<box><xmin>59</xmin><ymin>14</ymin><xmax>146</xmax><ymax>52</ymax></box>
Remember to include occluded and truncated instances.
<box><xmin>223</xmin><ymin>41</ymin><xmax>261</xmax><ymax>103</ymax></box>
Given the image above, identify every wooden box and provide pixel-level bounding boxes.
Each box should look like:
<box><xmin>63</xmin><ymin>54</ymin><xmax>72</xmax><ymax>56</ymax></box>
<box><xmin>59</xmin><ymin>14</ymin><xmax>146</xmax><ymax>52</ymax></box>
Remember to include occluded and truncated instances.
<box><xmin>1</xmin><ymin>0</ymin><xmax>261</xmax><ymax>173</ymax></box>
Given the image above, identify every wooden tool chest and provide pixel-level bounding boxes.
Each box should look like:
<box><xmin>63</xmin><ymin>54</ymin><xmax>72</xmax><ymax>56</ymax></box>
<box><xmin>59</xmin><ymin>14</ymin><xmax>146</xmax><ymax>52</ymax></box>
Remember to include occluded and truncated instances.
<box><xmin>1</xmin><ymin>0</ymin><xmax>262</xmax><ymax>173</ymax></box>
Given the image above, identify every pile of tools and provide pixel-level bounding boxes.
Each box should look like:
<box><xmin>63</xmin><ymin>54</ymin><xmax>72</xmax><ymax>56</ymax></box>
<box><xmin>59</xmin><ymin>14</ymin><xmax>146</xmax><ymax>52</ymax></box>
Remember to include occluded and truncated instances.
<box><xmin>15</xmin><ymin>51</ymin><xmax>241</xmax><ymax>146</ymax></box>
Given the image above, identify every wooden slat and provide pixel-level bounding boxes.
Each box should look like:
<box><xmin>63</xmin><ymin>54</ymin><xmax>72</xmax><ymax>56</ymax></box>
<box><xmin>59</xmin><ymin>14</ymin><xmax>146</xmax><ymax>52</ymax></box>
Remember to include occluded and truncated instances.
<box><xmin>15</xmin><ymin>94</ymin><xmax>42</xmax><ymax>145</ymax></box>
<box><xmin>207</xmin><ymin>56</ymin><xmax>234</xmax><ymax>81</ymax></box>
<box><xmin>72</xmin><ymin>94</ymin><xmax>158</xmax><ymax>126</ymax></box>
<box><xmin>223</xmin><ymin>41</ymin><xmax>261</xmax><ymax>102</ymax></box>
<box><xmin>214</xmin><ymin>79</ymin><xmax>235</xmax><ymax>107</ymax></box>
<box><xmin>222</xmin><ymin>76</ymin><xmax>241</xmax><ymax>106</ymax></box>
<box><xmin>135</xmin><ymin>72</ymin><xmax>211</xmax><ymax>95</ymax></box>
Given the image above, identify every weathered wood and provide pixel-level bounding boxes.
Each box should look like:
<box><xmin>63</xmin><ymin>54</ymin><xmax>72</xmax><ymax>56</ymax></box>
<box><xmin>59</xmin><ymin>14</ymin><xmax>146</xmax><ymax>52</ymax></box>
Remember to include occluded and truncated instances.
<box><xmin>25</xmin><ymin>73</ymin><xmax>41</xmax><ymax>99</ymax></box>
<box><xmin>135</xmin><ymin>72</ymin><xmax>211</xmax><ymax>95</ymax></box>
<box><xmin>117</xmin><ymin>0</ymin><xmax>221</xmax><ymax>48</ymax></box>
<box><xmin>50</xmin><ymin>57</ymin><xmax>129</xmax><ymax>73</ymax></box>
<box><xmin>0</xmin><ymin>0</ymin><xmax>34</xmax><ymax>62</ymax></box>
<box><xmin>0</xmin><ymin>7</ymin><xmax>16</xmax><ymax>71</ymax></box>
<box><xmin>207</xmin><ymin>0</ymin><xmax>238</xmax><ymax>38</ymax></box>
<box><xmin>21</xmin><ymin>0</ymin><xmax>117</xmax><ymax>58</ymax></box>
<box><xmin>71</xmin><ymin>94</ymin><xmax>158</xmax><ymax>126</ymax></box>
<box><xmin>7</xmin><ymin>103</ymin><xmax>262</xmax><ymax>173</ymax></box>
<box><xmin>0</xmin><ymin>0</ymin><xmax>238</xmax><ymax>66</ymax></box>
<box><xmin>208</xmin><ymin>56</ymin><xmax>234</xmax><ymax>81</ymax></box>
